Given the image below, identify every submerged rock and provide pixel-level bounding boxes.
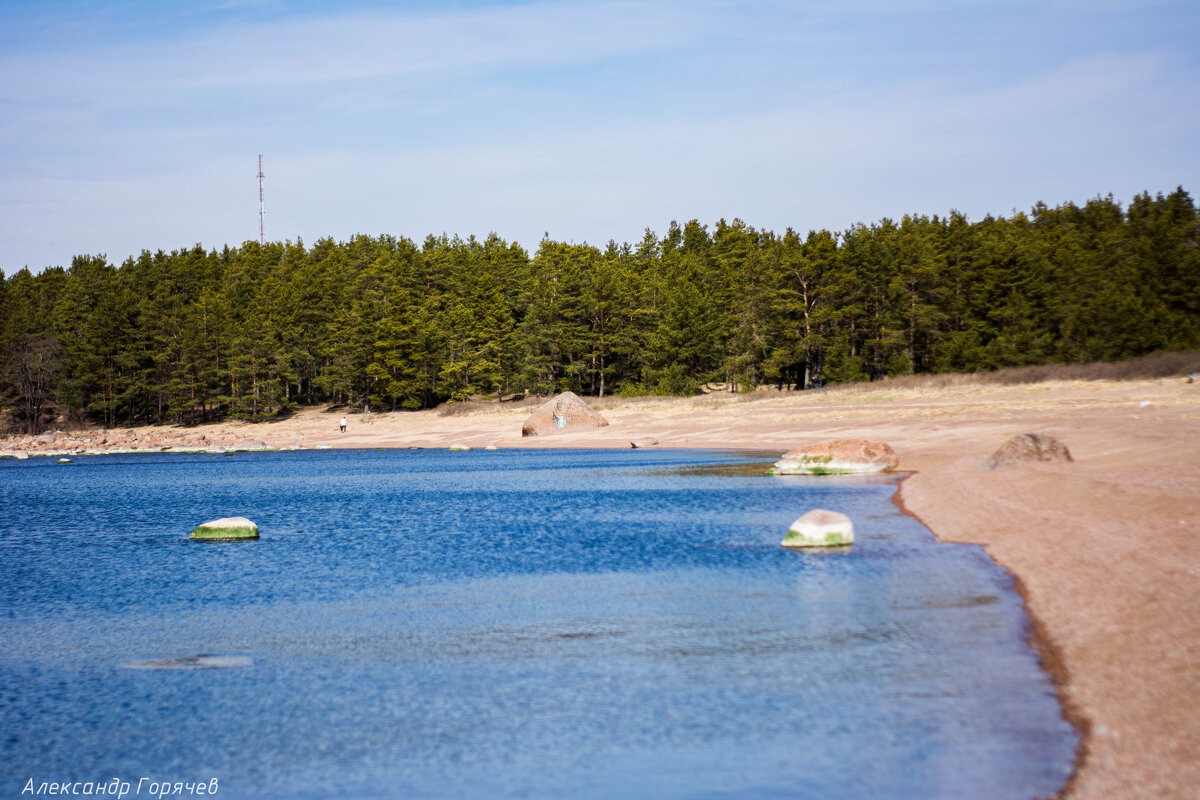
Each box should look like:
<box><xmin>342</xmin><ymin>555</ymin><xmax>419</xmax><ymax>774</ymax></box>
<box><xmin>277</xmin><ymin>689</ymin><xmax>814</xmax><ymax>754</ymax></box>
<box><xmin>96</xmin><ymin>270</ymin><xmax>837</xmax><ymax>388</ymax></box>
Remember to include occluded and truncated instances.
<box><xmin>782</xmin><ymin>509</ymin><xmax>854</xmax><ymax>548</ymax></box>
<box><xmin>770</xmin><ymin>440</ymin><xmax>898</xmax><ymax>475</ymax></box>
<box><xmin>57</xmin><ymin>458</ymin><xmax>72</xmax><ymax>464</ymax></box>
<box><xmin>189</xmin><ymin>516</ymin><xmax>259</xmax><ymax>541</ymax></box>
<box><xmin>521</xmin><ymin>392</ymin><xmax>609</xmax><ymax>437</ymax></box>
<box><xmin>982</xmin><ymin>433</ymin><xmax>1073</xmax><ymax>471</ymax></box>
<box><xmin>123</xmin><ymin>654</ymin><xmax>252</xmax><ymax>670</ymax></box>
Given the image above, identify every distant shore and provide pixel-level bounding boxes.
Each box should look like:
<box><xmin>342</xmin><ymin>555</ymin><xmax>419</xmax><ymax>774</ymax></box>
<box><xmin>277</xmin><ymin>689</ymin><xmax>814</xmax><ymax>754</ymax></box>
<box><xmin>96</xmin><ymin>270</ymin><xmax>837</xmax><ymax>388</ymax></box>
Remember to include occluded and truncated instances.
<box><xmin>5</xmin><ymin>377</ymin><xmax>1198</xmax><ymax>798</ymax></box>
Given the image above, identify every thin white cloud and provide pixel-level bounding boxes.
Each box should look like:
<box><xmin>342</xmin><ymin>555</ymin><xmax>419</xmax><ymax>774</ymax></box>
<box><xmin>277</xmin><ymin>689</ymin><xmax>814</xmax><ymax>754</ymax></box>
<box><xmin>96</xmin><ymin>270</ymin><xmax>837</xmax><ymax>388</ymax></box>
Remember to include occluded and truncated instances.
<box><xmin>1</xmin><ymin>1</ymin><xmax>715</xmax><ymax>98</ymax></box>
<box><xmin>1</xmin><ymin>0</ymin><xmax>1198</xmax><ymax>272</ymax></box>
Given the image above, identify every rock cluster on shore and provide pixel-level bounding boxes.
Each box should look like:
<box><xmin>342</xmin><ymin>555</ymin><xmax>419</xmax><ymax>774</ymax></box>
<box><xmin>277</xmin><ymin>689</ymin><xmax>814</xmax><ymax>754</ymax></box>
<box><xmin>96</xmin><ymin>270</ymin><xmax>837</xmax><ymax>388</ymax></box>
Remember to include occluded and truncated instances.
<box><xmin>0</xmin><ymin>428</ymin><xmax>278</xmax><ymax>459</ymax></box>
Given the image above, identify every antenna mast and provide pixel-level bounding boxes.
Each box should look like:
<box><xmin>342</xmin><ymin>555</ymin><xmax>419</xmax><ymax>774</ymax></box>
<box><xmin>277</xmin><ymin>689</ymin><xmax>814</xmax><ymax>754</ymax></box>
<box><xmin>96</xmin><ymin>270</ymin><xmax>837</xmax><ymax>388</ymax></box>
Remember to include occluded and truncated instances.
<box><xmin>257</xmin><ymin>154</ymin><xmax>265</xmax><ymax>245</ymax></box>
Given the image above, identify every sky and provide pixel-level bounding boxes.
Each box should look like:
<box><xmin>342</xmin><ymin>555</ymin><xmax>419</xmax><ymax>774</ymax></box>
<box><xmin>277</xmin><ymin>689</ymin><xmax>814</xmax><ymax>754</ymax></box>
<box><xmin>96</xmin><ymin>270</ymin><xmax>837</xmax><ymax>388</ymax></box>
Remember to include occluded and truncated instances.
<box><xmin>1</xmin><ymin>0</ymin><xmax>1198</xmax><ymax>273</ymax></box>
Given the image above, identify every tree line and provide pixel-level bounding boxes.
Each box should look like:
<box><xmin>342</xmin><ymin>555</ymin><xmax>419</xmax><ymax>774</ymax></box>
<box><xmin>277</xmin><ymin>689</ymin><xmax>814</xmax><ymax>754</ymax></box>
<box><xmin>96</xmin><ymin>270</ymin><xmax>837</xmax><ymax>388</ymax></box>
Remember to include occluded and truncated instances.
<box><xmin>1</xmin><ymin>188</ymin><xmax>1197</xmax><ymax>432</ymax></box>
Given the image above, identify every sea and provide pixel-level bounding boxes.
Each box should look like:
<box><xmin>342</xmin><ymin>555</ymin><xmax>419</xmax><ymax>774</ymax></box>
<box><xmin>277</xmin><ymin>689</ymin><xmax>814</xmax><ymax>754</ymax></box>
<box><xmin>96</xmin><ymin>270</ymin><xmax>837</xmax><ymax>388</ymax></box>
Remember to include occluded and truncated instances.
<box><xmin>0</xmin><ymin>448</ymin><xmax>1077</xmax><ymax>799</ymax></box>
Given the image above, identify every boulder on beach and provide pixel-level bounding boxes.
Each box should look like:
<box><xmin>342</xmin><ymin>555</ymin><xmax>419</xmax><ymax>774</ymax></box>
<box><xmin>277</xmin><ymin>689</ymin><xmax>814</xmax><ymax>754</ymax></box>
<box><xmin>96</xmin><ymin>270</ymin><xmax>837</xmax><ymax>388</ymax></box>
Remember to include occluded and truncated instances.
<box><xmin>782</xmin><ymin>509</ymin><xmax>854</xmax><ymax>548</ymax></box>
<box><xmin>769</xmin><ymin>439</ymin><xmax>899</xmax><ymax>475</ymax></box>
<box><xmin>630</xmin><ymin>439</ymin><xmax>659</xmax><ymax>449</ymax></box>
<box><xmin>189</xmin><ymin>516</ymin><xmax>259</xmax><ymax>541</ymax></box>
<box><xmin>521</xmin><ymin>392</ymin><xmax>609</xmax><ymax>437</ymax></box>
<box><xmin>449</xmin><ymin>444</ymin><xmax>471</xmax><ymax>451</ymax></box>
<box><xmin>982</xmin><ymin>432</ymin><xmax>1073</xmax><ymax>471</ymax></box>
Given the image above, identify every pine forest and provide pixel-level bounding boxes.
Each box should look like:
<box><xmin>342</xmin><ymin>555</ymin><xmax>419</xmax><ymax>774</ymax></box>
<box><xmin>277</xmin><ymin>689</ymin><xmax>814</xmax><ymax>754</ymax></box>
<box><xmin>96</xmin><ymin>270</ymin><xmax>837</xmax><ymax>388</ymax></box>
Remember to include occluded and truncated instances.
<box><xmin>2</xmin><ymin>188</ymin><xmax>1198</xmax><ymax>432</ymax></box>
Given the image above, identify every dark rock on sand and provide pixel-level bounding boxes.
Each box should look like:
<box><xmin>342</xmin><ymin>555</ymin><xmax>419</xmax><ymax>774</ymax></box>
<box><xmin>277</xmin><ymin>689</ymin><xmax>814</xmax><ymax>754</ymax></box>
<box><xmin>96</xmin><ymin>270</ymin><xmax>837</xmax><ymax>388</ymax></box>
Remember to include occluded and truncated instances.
<box><xmin>982</xmin><ymin>432</ymin><xmax>1073</xmax><ymax>471</ymax></box>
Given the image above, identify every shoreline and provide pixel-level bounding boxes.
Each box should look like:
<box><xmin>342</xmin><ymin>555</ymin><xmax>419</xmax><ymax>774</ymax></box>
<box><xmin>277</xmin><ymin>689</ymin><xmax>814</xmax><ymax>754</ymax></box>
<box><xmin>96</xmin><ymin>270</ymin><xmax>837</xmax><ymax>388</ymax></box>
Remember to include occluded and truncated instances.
<box><xmin>5</xmin><ymin>377</ymin><xmax>1198</xmax><ymax>798</ymax></box>
<box><xmin>890</xmin><ymin>477</ymin><xmax>1090</xmax><ymax>798</ymax></box>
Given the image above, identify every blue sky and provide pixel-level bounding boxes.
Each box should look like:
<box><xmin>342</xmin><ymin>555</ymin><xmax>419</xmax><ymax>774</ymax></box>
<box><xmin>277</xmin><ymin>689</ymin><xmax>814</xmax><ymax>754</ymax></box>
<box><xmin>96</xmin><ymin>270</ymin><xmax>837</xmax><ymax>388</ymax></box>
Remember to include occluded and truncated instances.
<box><xmin>2</xmin><ymin>0</ymin><xmax>1197</xmax><ymax>272</ymax></box>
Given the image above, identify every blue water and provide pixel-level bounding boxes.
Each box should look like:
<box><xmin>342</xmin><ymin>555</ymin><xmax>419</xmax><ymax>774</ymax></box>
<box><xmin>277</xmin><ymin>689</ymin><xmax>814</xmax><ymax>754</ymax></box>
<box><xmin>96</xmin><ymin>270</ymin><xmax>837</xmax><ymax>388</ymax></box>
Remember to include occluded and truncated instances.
<box><xmin>0</xmin><ymin>449</ymin><xmax>1076</xmax><ymax>799</ymax></box>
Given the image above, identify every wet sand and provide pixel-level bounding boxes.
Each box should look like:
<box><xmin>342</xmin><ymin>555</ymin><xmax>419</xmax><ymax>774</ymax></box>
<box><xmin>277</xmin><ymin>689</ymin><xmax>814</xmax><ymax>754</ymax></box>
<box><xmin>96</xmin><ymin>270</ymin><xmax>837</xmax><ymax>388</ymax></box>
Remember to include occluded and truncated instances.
<box><xmin>9</xmin><ymin>377</ymin><xmax>1199</xmax><ymax>797</ymax></box>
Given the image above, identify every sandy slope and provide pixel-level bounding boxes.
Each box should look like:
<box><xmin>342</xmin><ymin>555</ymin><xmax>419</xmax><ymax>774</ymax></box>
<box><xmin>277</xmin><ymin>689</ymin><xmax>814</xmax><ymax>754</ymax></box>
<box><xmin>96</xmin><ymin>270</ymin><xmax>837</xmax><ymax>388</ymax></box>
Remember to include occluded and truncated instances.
<box><xmin>42</xmin><ymin>379</ymin><xmax>1200</xmax><ymax>797</ymax></box>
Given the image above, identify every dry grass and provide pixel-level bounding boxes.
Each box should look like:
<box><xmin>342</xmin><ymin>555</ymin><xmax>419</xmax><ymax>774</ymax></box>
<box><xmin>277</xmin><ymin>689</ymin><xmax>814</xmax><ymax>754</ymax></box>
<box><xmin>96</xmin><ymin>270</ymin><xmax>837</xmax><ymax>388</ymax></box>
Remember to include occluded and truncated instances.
<box><xmin>589</xmin><ymin>394</ymin><xmax>698</xmax><ymax>411</ymax></box>
<box><xmin>783</xmin><ymin>350</ymin><xmax>1200</xmax><ymax>400</ymax></box>
<box><xmin>428</xmin><ymin>351</ymin><xmax>1200</xmax><ymax>417</ymax></box>
<box><xmin>436</xmin><ymin>396</ymin><xmax>543</xmax><ymax>416</ymax></box>
<box><xmin>977</xmin><ymin>350</ymin><xmax>1200</xmax><ymax>383</ymax></box>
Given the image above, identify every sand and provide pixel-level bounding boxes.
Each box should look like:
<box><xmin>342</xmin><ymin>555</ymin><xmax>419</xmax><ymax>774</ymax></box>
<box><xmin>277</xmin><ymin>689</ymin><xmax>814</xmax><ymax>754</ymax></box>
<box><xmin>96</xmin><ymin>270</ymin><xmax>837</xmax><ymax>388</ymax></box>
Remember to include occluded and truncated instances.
<box><xmin>19</xmin><ymin>377</ymin><xmax>1200</xmax><ymax>797</ymax></box>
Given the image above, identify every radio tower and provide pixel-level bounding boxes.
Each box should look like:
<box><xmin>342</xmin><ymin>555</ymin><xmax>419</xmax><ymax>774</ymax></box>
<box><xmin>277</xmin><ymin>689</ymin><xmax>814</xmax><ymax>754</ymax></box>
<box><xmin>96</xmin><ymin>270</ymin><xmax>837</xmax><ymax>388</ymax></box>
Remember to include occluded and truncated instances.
<box><xmin>257</xmin><ymin>154</ymin><xmax>265</xmax><ymax>245</ymax></box>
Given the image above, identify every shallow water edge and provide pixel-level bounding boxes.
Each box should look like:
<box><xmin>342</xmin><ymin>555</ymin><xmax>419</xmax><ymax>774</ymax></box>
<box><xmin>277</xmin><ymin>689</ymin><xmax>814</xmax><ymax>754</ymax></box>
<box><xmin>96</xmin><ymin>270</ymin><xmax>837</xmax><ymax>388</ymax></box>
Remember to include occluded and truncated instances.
<box><xmin>892</xmin><ymin>472</ymin><xmax>1085</xmax><ymax>798</ymax></box>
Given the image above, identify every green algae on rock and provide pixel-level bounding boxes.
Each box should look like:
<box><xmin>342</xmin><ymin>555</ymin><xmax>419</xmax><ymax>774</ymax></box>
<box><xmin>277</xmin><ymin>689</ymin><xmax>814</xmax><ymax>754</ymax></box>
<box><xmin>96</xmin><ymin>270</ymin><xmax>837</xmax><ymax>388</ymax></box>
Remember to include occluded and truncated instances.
<box><xmin>769</xmin><ymin>440</ymin><xmax>899</xmax><ymax>476</ymax></box>
<box><xmin>189</xmin><ymin>516</ymin><xmax>259</xmax><ymax>541</ymax></box>
<box><xmin>781</xmin><ymin>509</ymin><xmax>855</xmax><ymax>548</ymax></box>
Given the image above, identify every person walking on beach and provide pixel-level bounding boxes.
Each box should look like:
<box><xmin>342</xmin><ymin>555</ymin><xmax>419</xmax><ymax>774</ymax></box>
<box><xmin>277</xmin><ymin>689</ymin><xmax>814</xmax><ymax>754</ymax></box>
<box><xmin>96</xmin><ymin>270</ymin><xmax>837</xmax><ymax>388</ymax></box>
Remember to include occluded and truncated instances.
<box><xmin>339</xmin><ymin>416</ymin><xmax>347</xmax><ymax>433</ymax></box>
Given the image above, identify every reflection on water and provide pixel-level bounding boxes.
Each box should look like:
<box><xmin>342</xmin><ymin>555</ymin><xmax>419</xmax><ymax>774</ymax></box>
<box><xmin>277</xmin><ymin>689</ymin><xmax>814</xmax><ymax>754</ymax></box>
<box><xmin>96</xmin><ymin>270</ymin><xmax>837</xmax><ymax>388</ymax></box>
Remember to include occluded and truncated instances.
<box><xmin>0</xmin><ymin>449</ymin><xmax>1075</xmax><ymax>799</ymax></box>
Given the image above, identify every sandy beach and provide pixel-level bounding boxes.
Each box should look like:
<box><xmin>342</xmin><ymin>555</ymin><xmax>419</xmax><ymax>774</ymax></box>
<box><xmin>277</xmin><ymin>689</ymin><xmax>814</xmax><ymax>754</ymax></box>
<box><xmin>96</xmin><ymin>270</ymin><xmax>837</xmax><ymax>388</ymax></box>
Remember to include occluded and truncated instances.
<box><xmin>7</xmin><ymin>377</ymin><xmax>1198</xmax><ymax>797</ymax></box>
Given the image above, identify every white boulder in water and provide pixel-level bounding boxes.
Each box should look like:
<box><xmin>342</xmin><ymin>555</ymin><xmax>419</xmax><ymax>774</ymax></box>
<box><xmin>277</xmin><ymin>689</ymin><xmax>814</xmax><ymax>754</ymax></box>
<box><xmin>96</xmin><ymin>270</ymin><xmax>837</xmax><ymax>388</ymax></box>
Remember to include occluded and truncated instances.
<box><xmin>189</xmin><ymin>516</ymin><xmax>259</xmax><ymax>541</ymax></box>
<box><xmin>781</xmin><ymin>509</ymin><xmax>854</xmax><ymax>548</ymax></box>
